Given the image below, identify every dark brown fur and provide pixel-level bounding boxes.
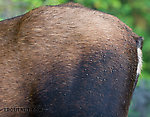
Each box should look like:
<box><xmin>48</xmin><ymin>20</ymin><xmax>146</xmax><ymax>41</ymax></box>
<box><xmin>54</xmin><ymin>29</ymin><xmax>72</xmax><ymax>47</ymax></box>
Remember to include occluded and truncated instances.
<box><xmin>0</xmin><ymin>3</ymin><xmax>141</xmax><ymax>117</ymax></box>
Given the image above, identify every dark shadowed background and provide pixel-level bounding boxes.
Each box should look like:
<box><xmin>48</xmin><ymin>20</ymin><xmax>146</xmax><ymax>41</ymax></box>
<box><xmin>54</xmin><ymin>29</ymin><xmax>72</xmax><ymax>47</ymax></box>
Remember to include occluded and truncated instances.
<box><xmin>0</xmin><ymin>0</ymin><xmax>150</xmax><ymax>116</ymax></box>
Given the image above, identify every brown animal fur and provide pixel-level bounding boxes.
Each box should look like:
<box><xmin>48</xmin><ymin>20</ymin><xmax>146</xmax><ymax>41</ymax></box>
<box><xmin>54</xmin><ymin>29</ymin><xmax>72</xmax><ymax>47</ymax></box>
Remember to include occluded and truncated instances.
<box><xmin>0</xmin><ymin>2</ymin><xmax>141</xmax><ymax>117</ymax></box>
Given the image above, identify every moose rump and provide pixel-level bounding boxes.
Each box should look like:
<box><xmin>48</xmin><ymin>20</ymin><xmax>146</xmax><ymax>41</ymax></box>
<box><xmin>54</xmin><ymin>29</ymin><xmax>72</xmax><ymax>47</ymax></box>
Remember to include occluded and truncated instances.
<box><xmin>0</xmin><ymin>3</ymin><xmax>142</xmax><ymax>117</ymax></box>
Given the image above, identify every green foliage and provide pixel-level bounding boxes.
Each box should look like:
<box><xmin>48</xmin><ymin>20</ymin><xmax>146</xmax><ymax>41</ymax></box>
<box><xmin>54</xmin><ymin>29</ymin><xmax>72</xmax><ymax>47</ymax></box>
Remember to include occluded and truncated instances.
<box><xmin>0</xmin><ymin>18</ymin><xmax>3</xmax><ymax>21</ymax></box>
<box><xmin>12</xmin><ymin>0</ymin><xmax>67</xmax><ymax>9</ymax></box>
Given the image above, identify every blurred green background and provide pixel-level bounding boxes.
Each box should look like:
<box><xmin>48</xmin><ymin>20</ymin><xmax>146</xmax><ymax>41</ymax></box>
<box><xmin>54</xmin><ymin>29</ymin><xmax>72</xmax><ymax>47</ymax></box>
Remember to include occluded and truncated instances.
<box><xmin>0</xmin><ymin>0</ymin><xmax>150</xmax><ymax>116</ymax></box>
